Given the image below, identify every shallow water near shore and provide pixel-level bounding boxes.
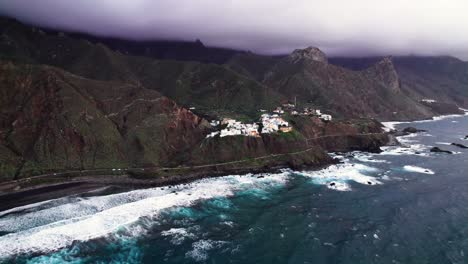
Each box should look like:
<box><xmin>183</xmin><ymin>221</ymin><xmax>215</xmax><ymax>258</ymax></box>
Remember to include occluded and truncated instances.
<box><xmin>1</xmin><ymin>115</ymin><xmax>468</xmax><ymax>263</ymax></box>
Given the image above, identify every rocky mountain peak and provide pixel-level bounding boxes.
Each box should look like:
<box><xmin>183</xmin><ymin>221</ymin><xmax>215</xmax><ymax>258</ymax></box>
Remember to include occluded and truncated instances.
<box><xmin>289</xmin><ymin>47</ymin><xmax>328</xmax><ymax>64</ymax></box>
<box><xmin>366</xmin><ymin>56</ymin><xmax>400</xmax><ymax>93</ymax></box>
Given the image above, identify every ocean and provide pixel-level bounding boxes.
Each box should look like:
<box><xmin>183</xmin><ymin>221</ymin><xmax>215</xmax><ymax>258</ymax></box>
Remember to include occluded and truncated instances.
<box><xmin>1</xmin><ymin>114</ymin><xmax>467</xmax><ymax>264</ymax></box>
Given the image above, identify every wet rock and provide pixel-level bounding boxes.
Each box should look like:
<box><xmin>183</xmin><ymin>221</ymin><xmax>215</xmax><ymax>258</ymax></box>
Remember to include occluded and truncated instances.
<box><xmin>402</xmin><ymin>127</ymin><xmax>426</xmax><ymax>134</ymax></box>
<box><xmin>329</xmin><ymin>182</ymin><xmax>336</xmax><ymax>186</ymax></box>
<box><xmin>367</xmin><ymin>181</ymin><xmax>372</xmax><ymax>185</ymax></box>
<box><xmin>257</xmin><ymin>175</ymin><xmax>265</xmax><ymax>179</ymax></box>
<box><xmin>452</xmin><ymin>143</ymin><xmax>468</xmax><ymax>149</ymax></box>
<box><xmin>430</xmin><ymin>147</ymin><xmax>453</xmax><ymax>154</ymax></box>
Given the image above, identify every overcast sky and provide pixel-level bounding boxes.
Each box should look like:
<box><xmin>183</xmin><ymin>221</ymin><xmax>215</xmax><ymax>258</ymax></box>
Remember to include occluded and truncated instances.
<box><xmin>1</xmin><ymin>0</ymin><xmax>467</xmax><ymax>59</ymax></box>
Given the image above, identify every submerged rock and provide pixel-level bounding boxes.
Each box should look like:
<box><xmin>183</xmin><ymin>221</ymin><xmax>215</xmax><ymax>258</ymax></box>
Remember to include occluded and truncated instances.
<box><xmin>451</xmin><ymin>143</ymin><xmax>468</xmax><ymax>149</ymax></box>
<box><xmin>430</xmin><ymin>147</ymin><xmax>453</xmax><ymax>154</ymax></box>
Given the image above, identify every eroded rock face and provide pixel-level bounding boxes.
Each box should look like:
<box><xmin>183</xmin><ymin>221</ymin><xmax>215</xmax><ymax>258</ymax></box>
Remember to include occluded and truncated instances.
<box><xmin>288</xmin><ymin>47</ymin><xmax>328</xmax><ymax>64</ymax></box>
<box><xmin>366</xmin><ymin>57</ymin><xmax>401</xmax><ymax>93</ymax></box>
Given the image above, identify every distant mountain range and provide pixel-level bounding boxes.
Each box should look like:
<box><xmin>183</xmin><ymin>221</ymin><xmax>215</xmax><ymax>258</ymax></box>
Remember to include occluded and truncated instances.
<box><xmin>0</xmin><ymin>16</ymin><xmax>466</xmax><ymax>181</ymax></box>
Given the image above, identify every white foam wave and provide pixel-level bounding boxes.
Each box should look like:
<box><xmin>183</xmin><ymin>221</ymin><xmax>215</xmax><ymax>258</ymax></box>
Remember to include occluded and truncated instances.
<box><xmin>382</xmin><ymin>113</ymin><xmax>467</xmax><ymax>132</ymax></box>
<box><xmin>0</xmin><ymin>172</ymin><xmax>289</xmax><ymax>258</ymax></box>
<box><xmin>185</xmin><ymin>239</ymin><xmax>227</xmax><ymax>262</ymax></box>
<box><xmin>162</xmin><ymin>227</ymin><xmax>197</xmax><ymax>245</ymax></box>
<box><xmin>353</xmin><ymin>152</ymin><xmax>390</xmax><ymax>163</ymax></box>
<box><xmin>435</xmin><ymin>142</ymin><xmax>452</xmax><ymax>145</ymax></box>
<box><xmin>403</xmin><ymin>165</ymin><xmax>435</xmax><ymax>175</ymax></box>
<box><xmin>397</xmin><ymin>133</ymin><xmax>419</xmax><ymax>144</ymax></box>
<box><xmin>296</xmin><ymin>163</ymin><xmax>381</xmax><ymax>191</ymax></box>
<box><xmin>380</xmin><ymin>144</ymin><xmax>429</xmax><ymax>156</ymax></box>
<box><xmin>0</xmin><ymin>188</ymin><xmax>168</xmax><ymax>233</ymax></box>
<box><xmin>381</xmin><ymin>122</ymin><xmax>403</xmax><ymax>132</ymax></box>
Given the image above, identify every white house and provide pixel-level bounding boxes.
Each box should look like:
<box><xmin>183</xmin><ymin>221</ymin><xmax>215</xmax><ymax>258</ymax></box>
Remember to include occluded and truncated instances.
<box><xmin>320</xmin><ymin>114</ymin><xmax>332</xmax><ymax>121</ymax></box>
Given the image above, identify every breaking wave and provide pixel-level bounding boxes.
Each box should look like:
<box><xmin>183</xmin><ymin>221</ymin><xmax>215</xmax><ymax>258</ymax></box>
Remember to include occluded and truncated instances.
<box><xmin>296</xmin><ymin>163</ymin><xmax>382</xmax><ymax>191</ymax></box>
<box><xmin>403</xmin><ymin>165</ymin><xmax>435</xmax><ymax>175</ymax></box>
<box><xmin>0</xmin><ymin>172</ymin><xmax>289</xmax><ymax>259</ymax></box>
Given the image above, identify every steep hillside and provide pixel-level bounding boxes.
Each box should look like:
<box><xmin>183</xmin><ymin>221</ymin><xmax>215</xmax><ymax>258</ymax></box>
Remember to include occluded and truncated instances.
<box><xmin>330</xmin><ymin>56</ymin><xmax>468</xmax><ymax>109</ymax></box>
<box><xmin>0</xmin><ymin>61</ymin><xmax>210</xmax><ymax>180</ymax></box>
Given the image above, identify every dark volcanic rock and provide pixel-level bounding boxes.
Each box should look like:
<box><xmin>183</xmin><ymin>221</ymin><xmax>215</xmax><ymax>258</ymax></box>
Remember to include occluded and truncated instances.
<box><xmin>451</xmin><ymin>143</ymin><xmax>468</xmax><ymax>149</ymax></box>
<box><xmin>402</xmin><ymin>127</ymin><xmax>427</xmax><ymax>134</ymax></box>
<box><xmin>430</xmin><ymin>147</ymin><xmax>453</xmax><ymax>154</ymax></box>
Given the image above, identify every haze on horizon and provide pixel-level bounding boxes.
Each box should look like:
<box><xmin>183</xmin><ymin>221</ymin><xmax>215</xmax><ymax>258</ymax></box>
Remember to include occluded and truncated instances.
<box><xmin>1</xmin><ymin>0</ymin><xmax>467</xmax><ymax>60</ymax></box>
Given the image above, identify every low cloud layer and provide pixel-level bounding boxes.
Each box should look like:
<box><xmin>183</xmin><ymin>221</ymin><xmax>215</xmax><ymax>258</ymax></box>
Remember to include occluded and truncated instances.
<box><xmin>1</xmin><ymin>0</ymin><xmax>467</xmax><ymax>59</ymax></box>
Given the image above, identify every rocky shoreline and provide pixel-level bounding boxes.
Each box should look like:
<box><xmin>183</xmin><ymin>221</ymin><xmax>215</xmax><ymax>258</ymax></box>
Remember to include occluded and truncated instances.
<box><xmin>0</xmin><ymin>160</ymin><xmax>338</xmax><ymax>212</ymax></box>
<box><xmin>3</xmin><ymin>111</ymin><xmax>466</xmax><ymax>211</ymax></box>
<box><xmin>0</xmin><ymin>132</ymin><xmax>388</xmax><ymax>211</ymax></box>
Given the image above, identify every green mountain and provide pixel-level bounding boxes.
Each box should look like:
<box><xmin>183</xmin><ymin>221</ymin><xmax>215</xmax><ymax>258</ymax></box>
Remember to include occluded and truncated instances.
<box><xmin>330</xmin><ymin>56</ymin><xmax>468</xmax><ymax>112</ymax></box>
<box><xmin>0</xmin><ymin>61</ymin><xmax>210</xmax><ymax>180</ymax></box>
<box><xmin>228</xmin><ymin>49</ymin><xmax>466</xmax><ymax>121</ymax></box>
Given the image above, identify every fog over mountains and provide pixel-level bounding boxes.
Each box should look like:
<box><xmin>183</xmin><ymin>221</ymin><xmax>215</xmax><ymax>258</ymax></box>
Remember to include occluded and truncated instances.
<box><xmin>0</xmin><ymin>0</ymin><xmax>467</xmax><ymax>59</ymax></box>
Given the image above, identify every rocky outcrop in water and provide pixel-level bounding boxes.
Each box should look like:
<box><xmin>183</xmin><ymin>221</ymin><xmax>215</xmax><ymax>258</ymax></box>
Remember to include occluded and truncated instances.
<box><xmin>402</xmin><ymin>127</ymin><xmax>427</xmax><ymax>134</ymax></box>
<box><xmin>451</xmin><ymin>143</ymin><xmax>468</xmax><ymax>149</ymax></box>
<box><xmin>430</xmin><ymin>147</ymin><xmax>453</xmax><ymax>154</ymax></box>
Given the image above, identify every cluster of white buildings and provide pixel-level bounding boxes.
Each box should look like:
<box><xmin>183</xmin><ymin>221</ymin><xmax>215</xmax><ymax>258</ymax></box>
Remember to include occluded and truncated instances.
<box><xmin>206</xmin><ymin>114</ymin><xmax>292</xmax><ymax>139</ymax></box>
<box><xmin>291</xmin><ymin>107</ymin><xmax>332</xmax><ymax>121</ymax></box>
<box><xmin>206</xmin><ymin>104</ymin><xmax>333</xmax><ymax>139</ymax></box>
<box><xmin>207</xmin><ymin>118</ymin><xmax>260</xmax><ymax>138</ymax></box>
<box><xmin>421</xmin><ymin>99</ymin><xmax>437</xmax><ymax>104</ymax></box>
<box><xmin>261</xmin><ymin>114</ymin><xmax>291</xmax><ymax>133</ymax></box>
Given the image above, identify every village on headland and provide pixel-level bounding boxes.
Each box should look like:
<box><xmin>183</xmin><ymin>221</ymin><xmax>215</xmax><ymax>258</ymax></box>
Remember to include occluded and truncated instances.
<box><xmin>205</xmin><ymin>103</ymin><xmax>333</xmax><ymax>139</ymax></box>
